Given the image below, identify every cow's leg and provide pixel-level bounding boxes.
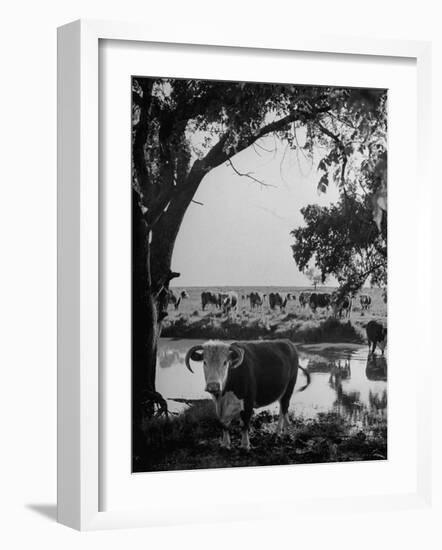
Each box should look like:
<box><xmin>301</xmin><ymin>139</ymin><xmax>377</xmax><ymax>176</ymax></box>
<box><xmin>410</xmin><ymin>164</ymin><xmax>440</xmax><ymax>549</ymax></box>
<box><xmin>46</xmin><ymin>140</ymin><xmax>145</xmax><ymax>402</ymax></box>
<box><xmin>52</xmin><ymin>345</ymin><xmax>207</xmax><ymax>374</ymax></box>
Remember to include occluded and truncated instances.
<box><xmin>277</xmin><ymin>379</ymin><xmax>296</xmax><ymax>435</ymax></box>
<box><xmin>240</xmin><ymin>406</ymin><xmax>253</xmax><ymax>451</ymax></box>
<box><xmin>220</xmin><ymin>429</ymin><xmax>231</xmax><ymax>449</ymax></box>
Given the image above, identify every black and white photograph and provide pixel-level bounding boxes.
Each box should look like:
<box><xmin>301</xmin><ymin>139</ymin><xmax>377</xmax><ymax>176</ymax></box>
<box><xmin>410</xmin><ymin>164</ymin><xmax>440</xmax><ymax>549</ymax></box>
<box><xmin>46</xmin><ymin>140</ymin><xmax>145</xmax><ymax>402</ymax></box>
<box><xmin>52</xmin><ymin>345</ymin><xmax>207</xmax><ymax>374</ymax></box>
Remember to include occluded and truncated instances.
<box><xmin>131</xmin><ymin>76</ymin><xmax>388</xmax><ymax>473</ymax></box>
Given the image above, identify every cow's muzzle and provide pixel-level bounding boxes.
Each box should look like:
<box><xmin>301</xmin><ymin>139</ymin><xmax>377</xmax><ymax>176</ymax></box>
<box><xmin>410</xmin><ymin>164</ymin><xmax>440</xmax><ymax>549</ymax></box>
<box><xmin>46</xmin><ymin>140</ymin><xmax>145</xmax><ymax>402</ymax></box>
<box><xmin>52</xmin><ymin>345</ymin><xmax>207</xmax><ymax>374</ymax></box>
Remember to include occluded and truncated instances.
<box><xmin>205</xmin><ymin>382</ymin><xmax>221</xmax><ymax>396</ymax></box>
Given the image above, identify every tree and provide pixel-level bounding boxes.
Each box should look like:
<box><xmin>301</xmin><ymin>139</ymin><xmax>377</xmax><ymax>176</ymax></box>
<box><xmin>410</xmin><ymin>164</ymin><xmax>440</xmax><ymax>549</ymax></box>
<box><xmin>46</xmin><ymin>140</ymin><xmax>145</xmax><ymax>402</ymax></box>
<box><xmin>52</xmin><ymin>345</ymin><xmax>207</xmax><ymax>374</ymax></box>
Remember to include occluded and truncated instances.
<box><xmin>304</xmin><ymin>266</ymin><xmax>326</xmax><ymax>290</ymax></box>
<box><xmin>131</xmin><ymin>78</ymin><xmax>387</xmax><ymax>461</ymax></box>
<box><xmin>291</xmin><ymin>192</ymin><xmax>387</xmax><ymax>297</ymax></box>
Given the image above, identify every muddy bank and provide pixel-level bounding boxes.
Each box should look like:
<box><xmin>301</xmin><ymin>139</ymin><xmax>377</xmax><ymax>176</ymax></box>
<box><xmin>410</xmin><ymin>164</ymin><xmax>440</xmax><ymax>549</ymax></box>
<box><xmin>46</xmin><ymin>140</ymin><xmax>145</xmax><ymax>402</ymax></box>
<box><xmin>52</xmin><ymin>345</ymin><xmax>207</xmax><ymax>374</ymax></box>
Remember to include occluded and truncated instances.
<box><xmin>134</xmin><ymin>401</ymin><xmax>387</xmax><ymax>473</ymax></box>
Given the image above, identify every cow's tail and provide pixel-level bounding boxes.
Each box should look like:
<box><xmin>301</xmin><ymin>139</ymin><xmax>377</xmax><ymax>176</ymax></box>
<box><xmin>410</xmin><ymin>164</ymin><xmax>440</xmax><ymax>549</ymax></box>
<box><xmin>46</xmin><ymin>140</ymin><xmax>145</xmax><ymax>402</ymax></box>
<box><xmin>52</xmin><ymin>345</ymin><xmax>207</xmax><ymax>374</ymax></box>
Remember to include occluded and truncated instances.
<box><xmin>296</xmin><ymin>364</ymin><xmax>311</xmax><ymax>393</ymax></box>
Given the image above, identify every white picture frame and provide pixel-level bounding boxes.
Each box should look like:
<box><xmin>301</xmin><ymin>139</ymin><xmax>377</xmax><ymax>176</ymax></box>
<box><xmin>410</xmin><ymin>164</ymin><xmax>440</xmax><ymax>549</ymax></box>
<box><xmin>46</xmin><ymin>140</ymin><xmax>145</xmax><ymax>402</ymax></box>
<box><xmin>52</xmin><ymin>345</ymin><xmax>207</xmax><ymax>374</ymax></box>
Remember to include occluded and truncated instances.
<box><xmin>57</xmin><ymin>19</ymin><xmax>432</xmax><ymax>531</ymax></box>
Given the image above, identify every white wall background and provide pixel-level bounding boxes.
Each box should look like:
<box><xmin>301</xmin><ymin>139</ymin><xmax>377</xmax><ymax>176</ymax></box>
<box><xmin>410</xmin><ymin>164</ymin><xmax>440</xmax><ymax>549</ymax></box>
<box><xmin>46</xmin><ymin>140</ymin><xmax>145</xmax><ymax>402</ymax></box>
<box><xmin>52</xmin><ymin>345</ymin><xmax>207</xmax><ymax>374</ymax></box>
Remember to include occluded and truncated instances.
<box><xmin>0</xmin><ymin>1</ymin><xmax>440</xmax><ymax>548</ymax></box>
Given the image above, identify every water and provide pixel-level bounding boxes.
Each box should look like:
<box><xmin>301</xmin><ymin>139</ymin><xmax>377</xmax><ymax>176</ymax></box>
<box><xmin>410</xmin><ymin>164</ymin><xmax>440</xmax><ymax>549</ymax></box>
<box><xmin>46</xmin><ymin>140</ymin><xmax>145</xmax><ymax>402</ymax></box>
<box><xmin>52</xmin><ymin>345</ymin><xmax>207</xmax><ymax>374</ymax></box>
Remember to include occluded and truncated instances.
<box><xmin>157</xmin><ymin>338</ymin><xmax>387</xmax><ymax>421</ymax></box>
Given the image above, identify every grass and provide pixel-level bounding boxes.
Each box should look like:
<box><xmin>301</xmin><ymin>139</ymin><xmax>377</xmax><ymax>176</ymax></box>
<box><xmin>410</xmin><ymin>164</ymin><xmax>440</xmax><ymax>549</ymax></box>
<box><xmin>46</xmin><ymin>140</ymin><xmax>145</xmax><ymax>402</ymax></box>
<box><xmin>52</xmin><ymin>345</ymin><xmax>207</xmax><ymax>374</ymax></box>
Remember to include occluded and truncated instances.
<box><xmin>161</xmin><ymin>313</ymin><xmax>364</xmax><ymax>343</ymax></box>
<box><xmin>134</xmin><ymin>400</ymin><xmax>387</xmax><ymax>472</ymax></box>
<box><xmin>162</xmin><ymin>286</ymin><xmax>386</xmax><ymax>343</ymax></box>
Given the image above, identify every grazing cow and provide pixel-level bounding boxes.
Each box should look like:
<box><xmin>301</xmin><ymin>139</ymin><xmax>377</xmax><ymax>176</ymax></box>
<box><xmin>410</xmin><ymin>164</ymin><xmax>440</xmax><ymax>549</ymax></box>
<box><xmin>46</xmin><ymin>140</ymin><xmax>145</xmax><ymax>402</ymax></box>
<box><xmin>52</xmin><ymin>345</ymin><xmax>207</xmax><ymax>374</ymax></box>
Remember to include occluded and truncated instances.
<box><xmin>360</xmin><ymin>294</ymin><xmax>372</xmax><ymax>311</ymax></box>
<box><xmin>268</xmin><ymin>292</ymin><xmax>293</xmax><ymax>312</ymax></box>
<box><xmin>298</xmin><ymin>291</ymin><xmax>311</xmax><ymax>308</ymax></box>
<box><xmin>366</xmin><ymin>320</ymin><xmax>387</xmax><ymax>356</ymax></box>
<box><xmin>220</xmin><ymin>291</ymin><xmax>238</xmax><ymax>315</ymax></box>
<box><xmin>332</xmin><ymin>294</ymin><xmax>352</xmax><ymax>318</ymax></box>
<box><xmin>249</xmin><ymin>291</ymin><xmax>266</xmax><ymax>310</ymax></box>
<box><xmin>201</xmin><ymin>291</ymin><xmax>220</xmax><ymax>311</ymax></box>
<box><xmin>168</xmin><ymin>290</ymin><xmax>189</xmax><ymax>311</ymax></box>
<box><xmin>185</xmin><ymin>339</ymin><xmax>311</xmax><ymax>449</ymax></box>
<box><xmin>309</xmin><ymin>292</ymin><xmax>331</xmax><ymax>312</ymax></box>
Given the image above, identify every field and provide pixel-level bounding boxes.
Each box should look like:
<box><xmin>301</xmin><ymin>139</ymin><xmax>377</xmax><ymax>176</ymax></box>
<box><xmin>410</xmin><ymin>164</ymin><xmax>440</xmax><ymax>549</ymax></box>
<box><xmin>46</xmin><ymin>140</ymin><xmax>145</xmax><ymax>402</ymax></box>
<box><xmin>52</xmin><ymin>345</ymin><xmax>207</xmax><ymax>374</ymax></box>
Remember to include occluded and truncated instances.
<box><xmin>163</xmin><ymin>286</ymin><xmax>387</xmax><ymax>343</ymax></box>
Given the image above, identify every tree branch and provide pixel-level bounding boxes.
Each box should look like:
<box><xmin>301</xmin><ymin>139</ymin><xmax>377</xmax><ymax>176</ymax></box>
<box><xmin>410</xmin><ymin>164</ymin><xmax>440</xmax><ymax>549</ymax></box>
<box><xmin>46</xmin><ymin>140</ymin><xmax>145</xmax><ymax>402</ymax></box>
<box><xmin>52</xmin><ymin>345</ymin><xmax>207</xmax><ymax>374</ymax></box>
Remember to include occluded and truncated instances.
<box><xmin>227</xmin><ymin>159</ymin><xmax>275</xmax><ymax>188</ymax></box>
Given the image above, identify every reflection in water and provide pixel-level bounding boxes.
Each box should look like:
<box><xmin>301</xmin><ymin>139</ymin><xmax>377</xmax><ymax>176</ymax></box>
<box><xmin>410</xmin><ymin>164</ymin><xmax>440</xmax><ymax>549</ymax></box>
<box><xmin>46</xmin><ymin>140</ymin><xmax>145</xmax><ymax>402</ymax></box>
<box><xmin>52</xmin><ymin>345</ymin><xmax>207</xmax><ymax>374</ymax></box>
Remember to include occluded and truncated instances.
<box><xmin>366</xmin><ymin>356</ymin><xmax>387</xmax><ymax>381</ymax></box>
<box><xmin>157</xmin><ymin>339</ymin><xmax>388</xmax><ymax>422</ymax></box>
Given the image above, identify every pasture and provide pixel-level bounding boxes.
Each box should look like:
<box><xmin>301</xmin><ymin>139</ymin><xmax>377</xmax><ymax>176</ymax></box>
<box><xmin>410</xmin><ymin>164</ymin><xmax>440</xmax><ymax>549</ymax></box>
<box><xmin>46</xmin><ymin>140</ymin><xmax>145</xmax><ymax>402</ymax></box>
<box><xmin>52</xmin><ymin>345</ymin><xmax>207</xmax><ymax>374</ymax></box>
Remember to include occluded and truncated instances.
<box><xmin>163</xmin><ymin>286</ymin><xmax>387</xmax><ymax>343</ymax></box>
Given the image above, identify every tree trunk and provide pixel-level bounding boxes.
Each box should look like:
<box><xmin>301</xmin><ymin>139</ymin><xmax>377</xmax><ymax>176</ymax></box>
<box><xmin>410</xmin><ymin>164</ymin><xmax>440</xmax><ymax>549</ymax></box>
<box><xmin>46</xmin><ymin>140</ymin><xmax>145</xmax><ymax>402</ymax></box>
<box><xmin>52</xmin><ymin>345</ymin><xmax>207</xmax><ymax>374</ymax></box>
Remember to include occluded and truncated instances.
<box><xmin>132</xmin><ymin>168</ymin><xmax>205</xmax><ymax>467</ymax></box>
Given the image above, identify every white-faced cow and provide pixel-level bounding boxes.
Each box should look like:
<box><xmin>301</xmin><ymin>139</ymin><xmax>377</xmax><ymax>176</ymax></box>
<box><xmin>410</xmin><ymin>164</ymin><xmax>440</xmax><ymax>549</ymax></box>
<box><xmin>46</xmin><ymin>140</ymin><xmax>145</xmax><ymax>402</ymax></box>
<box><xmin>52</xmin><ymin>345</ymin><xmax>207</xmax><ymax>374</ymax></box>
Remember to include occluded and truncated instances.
<box><xmin>309</xmin><ymin>292</ymin><xmax>331</xmax><ymax>313</ymax></box>
<box><xmin>220</xmin><ymin>291</ymin><xmax>238</xmax><ymax>315</ymax></box>
<box><xmin>359</xmin><ymin>294</ymin><xmax>372</xmax><ymax>311</ymax></box>
<box><xmin>366</xmin><ymin>320</ymin><xmax>387</xmax><ymax>356</ymax></box>
<box><xmin>298</xmin><ymin>291</ymin><xmax>311</xmax><ymax>308</ymax></box>
<box><xmin>268</xmin><ymin>292</ymin><xmax>293</xmax><ymax>313</ymax></box>
<box><xmin>332</xmin><ymin>294</ymin><xmax>352</xmax><ymax>318</ymax></box>
<box><xmin>249</xmin><ymin>291</ymin><xmax>266</xmax><ymax>311</ymax></box>
<box><xmin>185</xmin><ymin>339</ymin><xmax>311</xmax><ymax>450</ymax></box>
<box><xmin>168</xmin><ymin>290</ymin><xmax>189</xmax><ymax>311</ymax></box>
<box><xmin>201</xmin><ymin>291</ymin><xmax>220</xmax><ymax>311</ymax></box>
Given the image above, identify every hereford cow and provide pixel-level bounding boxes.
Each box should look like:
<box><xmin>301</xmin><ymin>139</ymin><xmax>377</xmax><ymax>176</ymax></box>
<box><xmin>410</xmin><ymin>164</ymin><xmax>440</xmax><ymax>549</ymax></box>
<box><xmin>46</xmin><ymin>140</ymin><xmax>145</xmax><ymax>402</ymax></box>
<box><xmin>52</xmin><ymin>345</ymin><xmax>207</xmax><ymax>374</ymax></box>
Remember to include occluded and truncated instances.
<box><xmin>298</xmin><ymin>291</ymin><xmax>311</xmax><ymax>308</ymax></box>
<box><xmin>332</xmin><ymin>294</ymin><xmax>352</xmax><ymax>318</ymax></box>
<box><xmin>220</xmin><ymin>291</ymin><xmax>238</xmax><ymax>314</ymax></box>
<box><xmin>309</xmin><ymin>292</ymin><xmax>331</xmax><ymax>312</ymax></box>
<box><xmin>201</xmin><ymin>291</ymin><xmax>220</xmax><ymax>311</ymax></box>
<box><xmin>185</xmin><ymin>339</ymin><xmax>310</xmax><ymax>449</ymax></box>
<box><xmin>268</xmin><ymin>292</ymin><xmax>293</xmax><ymax>312</ymax></box>
<box><xmin>168</xmin><ymin>290</ymin><xmax>189</xmax><ymax>311</ymax></box>
<box><xmin>249</xmin><ymin>291</ymin><xmax>266</xmax><ymax>310</ymax></box>
<box><xmin>359</xmin><ymin>294</ymin><xmax>372</xmax><ymax>310</ymax></box>
<box><xmin>366</xmin><ymin>320</ymin><xmax>387</xmax><ymax>356</ymax></box>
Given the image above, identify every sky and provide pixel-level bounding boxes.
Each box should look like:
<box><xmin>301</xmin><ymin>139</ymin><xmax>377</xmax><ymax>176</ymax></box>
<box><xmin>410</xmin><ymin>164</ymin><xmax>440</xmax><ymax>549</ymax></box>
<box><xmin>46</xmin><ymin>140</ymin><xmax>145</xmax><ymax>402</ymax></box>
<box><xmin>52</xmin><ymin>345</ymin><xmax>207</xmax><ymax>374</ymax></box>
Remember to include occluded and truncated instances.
<box><xmin>171</xmin><ymin>136</ymin><xmax>340</xmax><ymax>287</ymax></box>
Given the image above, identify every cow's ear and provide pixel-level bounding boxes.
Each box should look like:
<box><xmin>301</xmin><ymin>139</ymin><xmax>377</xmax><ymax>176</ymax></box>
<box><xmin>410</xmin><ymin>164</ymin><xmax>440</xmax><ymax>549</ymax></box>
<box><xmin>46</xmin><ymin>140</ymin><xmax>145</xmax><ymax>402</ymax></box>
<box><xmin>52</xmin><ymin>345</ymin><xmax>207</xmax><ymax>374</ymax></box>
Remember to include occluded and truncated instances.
<box><xmin>191</xmin><ymin>349</ymin><xmax>204</xmax><ymax>362</ymax></box>
<box><xmin>229</xmin><ymin>345</ymin><xmax>245</xmax><ymax>369</ymax></box>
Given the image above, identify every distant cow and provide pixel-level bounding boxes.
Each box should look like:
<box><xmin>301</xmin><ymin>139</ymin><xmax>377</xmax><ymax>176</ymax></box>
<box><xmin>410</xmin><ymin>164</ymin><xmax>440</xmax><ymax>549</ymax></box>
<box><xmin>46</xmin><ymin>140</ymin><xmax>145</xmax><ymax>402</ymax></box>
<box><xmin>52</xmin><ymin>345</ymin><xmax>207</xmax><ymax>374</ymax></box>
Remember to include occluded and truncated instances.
<box><xmin>269</xmin><ymin>292</ymin><xmax>293</xmax><ymax>312</ymax></box>
<box><xmin>168</xmin><ymin>290</ymin><xmax>189</xmax><ymax>311</ymax></box>
<box><xmin>249</xmin><ymin>291</ymin><xmax>266</xmax><ymax>310</ymax></box>
<box><xmin>309</xmin><ymin>292</ymin><xmax>331</xmax><ymax>312</ymax></box>
<box><xmin>332</xmin><ymin>294</ymin><xmax>352</xmax><ymax>318</ymax></box>
<box><xmin>298</xmin><ymin>291</ymin><xmax>311</xmax><ymax>308</ymax></box>
<box><xmin>201</xmin><ymin>291</ymin><xmax>220</xmax><ymax>311</ymax></box>
<box><xmin>185</xmin><ymin>339</ymin><xmax>311</xmax><ymax>450</ymax></box>
<box><xmin>366</xmin><ymin>320</ymin><xmax>387</xmax><ymax>356</ymax></box>
<box><xmin>220</xmin><ymin>291</ymin><xmax>238</xmax><ymax>314</ymax></box>
<box><xmin>360</xmin><ymin>294</ymin><xmax>372</xmax><ymax>310</ymax></box>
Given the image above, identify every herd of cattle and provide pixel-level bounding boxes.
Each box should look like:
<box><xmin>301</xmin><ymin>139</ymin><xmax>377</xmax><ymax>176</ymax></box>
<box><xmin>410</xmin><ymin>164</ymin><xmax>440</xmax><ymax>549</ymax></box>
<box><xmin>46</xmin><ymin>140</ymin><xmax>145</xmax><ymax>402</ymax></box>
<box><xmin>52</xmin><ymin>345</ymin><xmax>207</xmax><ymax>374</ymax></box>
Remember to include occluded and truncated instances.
<box><xmin>167</xmin><ymin>289</ymin><xmax>375</xmax><ymax>317</ymax></box>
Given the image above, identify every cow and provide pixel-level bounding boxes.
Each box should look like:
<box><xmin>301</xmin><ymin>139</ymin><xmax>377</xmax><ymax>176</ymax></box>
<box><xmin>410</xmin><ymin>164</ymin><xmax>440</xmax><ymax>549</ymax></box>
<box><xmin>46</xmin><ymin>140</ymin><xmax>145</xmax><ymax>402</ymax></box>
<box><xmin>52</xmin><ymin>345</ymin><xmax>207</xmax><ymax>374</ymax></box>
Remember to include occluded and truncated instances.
<box><xmin>360</xmin><ymin>294</ymin><xmax>372</xmax><ymax>311</ymax></box>
<box><xmin>366</xmin><ymin>320</ymin><xmax>387</xmax><ymax>356</ymax></box>
<box><xmin>298</xmin><ymin>291</ymin><xmax>311</xmax><ymax>308</ymax></box>
<box><xmin>268</xmin><ymin>292</ymin><xmax>293</xmax><ymax>313</ymax></box>
<box><xmin>201</xmin><ymin>291</ymin><xmax>220</xmax><ymax>311</ymax></box>
<box><xmin>309</xmin><ymin>292</ymin><xmax>331</xmax><ymax>313</ymax></box>
<box><xmin>249</xmin><ymin>291</ymin><xmax>266</xmax><ymax>310</ymax></box>
<box><xmin>185</xmin><ymin>339</ymin><xmax>311</xmax><ymax>450</ymax></box>
<box><xmin>168</xmin><ymin>290</ymin><xmax>189</xmax><ymax>311</ymax></box>
<box><xmin>331</xmin><ymin>293</ymin><xmax>352</xmax><ymax>318</ymax></box>
<box><xmin>220</xmin><ymin>291</ymin><xmax>238</xmax><ymax>315</ymax></box>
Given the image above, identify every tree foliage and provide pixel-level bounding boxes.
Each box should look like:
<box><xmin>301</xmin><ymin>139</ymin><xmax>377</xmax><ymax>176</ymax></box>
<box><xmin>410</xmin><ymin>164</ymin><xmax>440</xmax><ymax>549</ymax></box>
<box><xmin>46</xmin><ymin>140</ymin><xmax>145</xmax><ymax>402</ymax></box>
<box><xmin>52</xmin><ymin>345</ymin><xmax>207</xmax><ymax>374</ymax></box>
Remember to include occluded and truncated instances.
<box><xmin>292</xmin><ymin>193</ymin><xmax>387</xmax><ymax>295</ymax></box>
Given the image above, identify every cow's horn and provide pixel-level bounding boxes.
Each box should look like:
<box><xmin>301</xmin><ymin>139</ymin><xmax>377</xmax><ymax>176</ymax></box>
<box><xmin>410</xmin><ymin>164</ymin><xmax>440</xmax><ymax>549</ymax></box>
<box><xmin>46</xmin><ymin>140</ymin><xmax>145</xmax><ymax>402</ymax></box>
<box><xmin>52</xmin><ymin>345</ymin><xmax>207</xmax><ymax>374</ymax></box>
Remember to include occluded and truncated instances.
<box><xmin>184</xmin><ymin>345</ymin><xmax>204</xmax><ymax>373</ymax></box>
<box><xmin>229</xmin><ymin>344</ymin><xmax>245</xmax><ymax>369</ymax></box>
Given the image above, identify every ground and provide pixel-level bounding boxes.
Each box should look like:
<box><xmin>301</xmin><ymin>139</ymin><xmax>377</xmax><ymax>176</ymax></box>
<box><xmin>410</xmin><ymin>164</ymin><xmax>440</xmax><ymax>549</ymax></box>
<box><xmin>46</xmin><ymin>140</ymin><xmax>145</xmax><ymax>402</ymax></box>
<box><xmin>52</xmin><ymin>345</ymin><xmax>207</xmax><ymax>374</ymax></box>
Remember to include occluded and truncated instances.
<box><xmin>134</xmin><ymin>401</ymin><xmax>387</xmax><ymax>472</ymax></box>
